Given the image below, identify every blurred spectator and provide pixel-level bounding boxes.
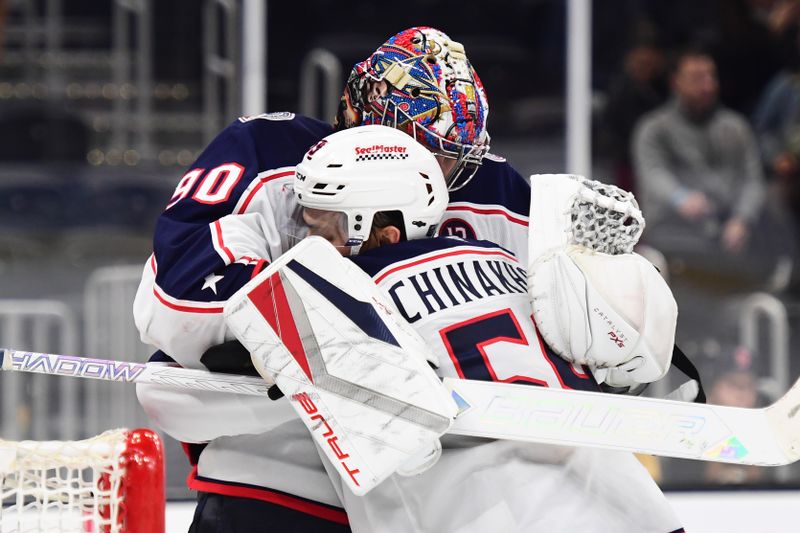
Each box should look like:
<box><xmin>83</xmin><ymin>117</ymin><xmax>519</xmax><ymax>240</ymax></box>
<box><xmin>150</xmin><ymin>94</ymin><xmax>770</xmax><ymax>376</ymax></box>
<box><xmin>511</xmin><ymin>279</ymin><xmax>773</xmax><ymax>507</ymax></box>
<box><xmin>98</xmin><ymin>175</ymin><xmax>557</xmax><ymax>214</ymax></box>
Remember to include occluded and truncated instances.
<box><xmin>633</xmin><ymin>0</ymin><xmax>794</xmax><ymax>114</ymax></box>
<box><xmin>751</xmin><ymin>29</ymin><xmax>800</xmax><ymax>293</ymax></box>
<box><xmin>703</xmin><ymin>346</ymin><xmax>767</xmax><ymax>485</ymax></box>
<box><xmin>710</xmin><ymin>0</ymin><xmax>797</xmax><ymax>114</ymax></box>
<box><xmin>600</xmin><ymin>38</ymin><xmax>668</xmax><ymax>193</ymax></box>
<box><xmin>752</xmin><ymin>30</ymin><xmax>800</xmax><ymax>224</ymax></box>
<box><xmin>632</xmin><ymin>48</ymin><xmax>768</xmax><ymax>275</ymax></box>
<box><xmin>758</xmin><ymin>0</ymin><xmax>800</xmax><ymax>37</ymax></box>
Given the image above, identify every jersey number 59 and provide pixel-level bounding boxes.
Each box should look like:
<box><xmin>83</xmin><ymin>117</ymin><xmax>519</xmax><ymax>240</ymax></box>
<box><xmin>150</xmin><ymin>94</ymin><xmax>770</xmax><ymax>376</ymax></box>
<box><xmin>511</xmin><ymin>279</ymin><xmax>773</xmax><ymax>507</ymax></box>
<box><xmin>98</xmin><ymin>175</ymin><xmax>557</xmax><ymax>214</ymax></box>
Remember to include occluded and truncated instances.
<box><xmin>440</xmin><ymin>308</ymin><xmax>597</xmax><ymax>391</ymax></box>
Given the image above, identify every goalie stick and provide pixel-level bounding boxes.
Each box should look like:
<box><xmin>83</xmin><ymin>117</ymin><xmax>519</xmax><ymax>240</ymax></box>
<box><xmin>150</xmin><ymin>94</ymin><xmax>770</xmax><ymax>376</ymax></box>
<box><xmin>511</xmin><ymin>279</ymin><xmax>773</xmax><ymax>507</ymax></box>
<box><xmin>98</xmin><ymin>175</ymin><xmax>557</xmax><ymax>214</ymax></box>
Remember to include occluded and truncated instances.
<box><xmin>3</xmin><ymin>347</ymin><xmax>799</xmax><ymax>467</ymax></box>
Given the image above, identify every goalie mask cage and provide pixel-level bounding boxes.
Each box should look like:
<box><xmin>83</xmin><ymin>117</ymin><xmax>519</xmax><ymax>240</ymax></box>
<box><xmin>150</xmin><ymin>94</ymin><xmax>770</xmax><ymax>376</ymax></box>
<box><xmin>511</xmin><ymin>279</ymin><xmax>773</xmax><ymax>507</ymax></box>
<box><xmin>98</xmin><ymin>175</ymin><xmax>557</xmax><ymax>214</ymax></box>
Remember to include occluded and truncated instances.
<box><xmin>0</xmin><ymin>428</ymin><xmax>164</xmax><ymax>533</ymax></box>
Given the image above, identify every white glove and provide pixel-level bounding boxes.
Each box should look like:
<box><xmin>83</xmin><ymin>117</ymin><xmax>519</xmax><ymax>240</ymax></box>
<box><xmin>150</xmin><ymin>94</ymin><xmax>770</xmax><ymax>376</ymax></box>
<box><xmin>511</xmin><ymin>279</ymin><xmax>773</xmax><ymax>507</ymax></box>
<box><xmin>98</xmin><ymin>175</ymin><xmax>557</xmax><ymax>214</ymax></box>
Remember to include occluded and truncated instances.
<box><xmin>530</xmin><ymin>246</ymin><xmax>677</xmax><ymax>387</ymax></box>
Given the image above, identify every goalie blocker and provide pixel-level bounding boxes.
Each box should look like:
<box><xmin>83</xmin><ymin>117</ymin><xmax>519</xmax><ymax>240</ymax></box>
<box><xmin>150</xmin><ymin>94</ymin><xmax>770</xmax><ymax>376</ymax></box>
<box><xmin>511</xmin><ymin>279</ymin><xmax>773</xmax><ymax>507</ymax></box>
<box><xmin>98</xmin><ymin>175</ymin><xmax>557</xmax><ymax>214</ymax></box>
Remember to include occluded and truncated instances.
<box><xmin>223</xmin><ymin>237</ymin><xmax>458</xmax><ymax>496</ymax></box>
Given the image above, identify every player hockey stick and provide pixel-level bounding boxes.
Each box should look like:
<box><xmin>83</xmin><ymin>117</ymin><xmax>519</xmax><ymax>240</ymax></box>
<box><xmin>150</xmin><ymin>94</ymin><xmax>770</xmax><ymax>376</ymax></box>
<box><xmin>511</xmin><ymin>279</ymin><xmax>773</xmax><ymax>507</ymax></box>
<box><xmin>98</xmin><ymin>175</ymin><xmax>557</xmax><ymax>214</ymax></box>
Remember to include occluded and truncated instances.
<box><xmin>0</xmin><ymin>348</ymin><xmax>273</xmax><ymax>395</ymax></box>
<box><xmin>2</xmin><ymin>347</ymin><xmax>799</xmax><ymax>467</ymax></box>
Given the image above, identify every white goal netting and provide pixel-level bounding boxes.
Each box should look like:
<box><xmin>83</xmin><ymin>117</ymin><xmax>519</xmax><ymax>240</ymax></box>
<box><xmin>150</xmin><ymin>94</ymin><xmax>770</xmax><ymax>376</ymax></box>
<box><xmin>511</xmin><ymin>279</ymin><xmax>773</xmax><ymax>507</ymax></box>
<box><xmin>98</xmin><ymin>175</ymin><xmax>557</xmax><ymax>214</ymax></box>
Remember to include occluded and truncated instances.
<box><xmin>0</xmin><ymin>428</ymin><xmax>163</xmax><ymax>533</ymax></box>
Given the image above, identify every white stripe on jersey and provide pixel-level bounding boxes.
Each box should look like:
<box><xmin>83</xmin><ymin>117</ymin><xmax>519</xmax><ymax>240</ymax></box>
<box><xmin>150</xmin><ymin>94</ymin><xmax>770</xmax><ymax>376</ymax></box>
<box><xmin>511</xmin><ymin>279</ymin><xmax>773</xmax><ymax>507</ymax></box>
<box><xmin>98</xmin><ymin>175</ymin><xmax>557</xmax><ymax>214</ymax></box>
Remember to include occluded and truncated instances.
<box><xmin>210</xmin><ymin>219</ymin><xmax>236</xmax><ymax>264</ymax></box>
<box><xmin>445</xmin><ymin>202</ymin><xmax>529</xmax><ymax>226</ymax></box>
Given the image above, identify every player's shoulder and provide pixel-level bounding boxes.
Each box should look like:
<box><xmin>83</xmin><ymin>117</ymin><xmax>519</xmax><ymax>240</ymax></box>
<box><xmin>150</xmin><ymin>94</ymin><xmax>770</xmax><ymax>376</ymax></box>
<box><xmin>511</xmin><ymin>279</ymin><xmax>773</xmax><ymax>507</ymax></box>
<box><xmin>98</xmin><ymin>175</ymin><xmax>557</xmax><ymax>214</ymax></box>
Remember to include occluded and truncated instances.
<box><xmin>201</xmin><ymin>112</ymin><xmax>333</xmax><ymax>169</ymax></box>
<box><xmin>227</xmin><ymin>112</ymin><xmax>333</xmax><ymax>141</ymax></box>
<box><xmin>448</xmin><ymin>153</ymin><xmax>530</xmax><ymax>217</ymax></box>
<box><xmin>350</xmin><ymin>237</ymin><xmax>515</xmax><ymax>278</ymax></box>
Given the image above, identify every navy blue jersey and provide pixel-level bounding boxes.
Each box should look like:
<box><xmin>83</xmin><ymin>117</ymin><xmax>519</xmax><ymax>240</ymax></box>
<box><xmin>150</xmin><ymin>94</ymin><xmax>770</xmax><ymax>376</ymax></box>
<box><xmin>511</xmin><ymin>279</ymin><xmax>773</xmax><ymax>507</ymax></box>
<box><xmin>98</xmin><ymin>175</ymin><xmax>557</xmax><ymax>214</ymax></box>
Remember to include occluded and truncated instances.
<box><xmin>154</xmin><ymin>113</ymin><xmax>332</xmax><ymax>304</ymax></box>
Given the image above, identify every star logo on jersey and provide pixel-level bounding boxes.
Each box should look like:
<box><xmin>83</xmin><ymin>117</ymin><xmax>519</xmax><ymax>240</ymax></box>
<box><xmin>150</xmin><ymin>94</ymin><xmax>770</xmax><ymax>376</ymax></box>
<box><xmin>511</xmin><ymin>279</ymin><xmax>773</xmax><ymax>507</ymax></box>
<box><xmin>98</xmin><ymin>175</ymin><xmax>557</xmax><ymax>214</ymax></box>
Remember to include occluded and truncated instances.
<box><xmin>202</xmin><ymin>273</ymin><xmax>224</xmax><ymax>294</ymax></box>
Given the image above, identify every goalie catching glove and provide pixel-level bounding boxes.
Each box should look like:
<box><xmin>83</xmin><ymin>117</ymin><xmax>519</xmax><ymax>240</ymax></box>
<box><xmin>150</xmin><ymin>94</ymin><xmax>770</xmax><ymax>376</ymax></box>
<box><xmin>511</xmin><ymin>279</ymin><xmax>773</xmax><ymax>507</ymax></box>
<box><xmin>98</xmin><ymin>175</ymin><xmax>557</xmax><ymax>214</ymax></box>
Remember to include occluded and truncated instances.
<box><xmin>528</xmin><ymin>174</ymin><xmax>677</xmax><ymax>389</ymax></box>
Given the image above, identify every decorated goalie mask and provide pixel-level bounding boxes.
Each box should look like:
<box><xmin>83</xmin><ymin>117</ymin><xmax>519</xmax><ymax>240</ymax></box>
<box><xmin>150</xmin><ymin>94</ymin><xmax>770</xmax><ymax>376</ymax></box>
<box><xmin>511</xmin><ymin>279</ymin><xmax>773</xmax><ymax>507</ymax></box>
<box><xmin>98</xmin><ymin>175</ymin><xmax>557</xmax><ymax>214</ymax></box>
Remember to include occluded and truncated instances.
<box><xmin>334</xmin><ymin>27</ymin><xmax>490</xmax><ymax>191</ymax></box>
<box><xmin>294</xmin><ymin>124</ymin><xmax>449</xmax><ymax>255</ymax></box>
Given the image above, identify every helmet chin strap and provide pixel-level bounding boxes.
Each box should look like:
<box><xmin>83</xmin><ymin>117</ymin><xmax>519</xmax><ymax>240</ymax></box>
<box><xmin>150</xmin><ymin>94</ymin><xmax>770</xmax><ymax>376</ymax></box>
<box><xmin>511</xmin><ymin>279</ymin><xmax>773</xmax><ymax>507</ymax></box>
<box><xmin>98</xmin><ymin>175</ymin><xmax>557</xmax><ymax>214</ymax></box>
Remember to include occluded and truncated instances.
<box><xmin>344</xmin><ymin>238</ymin><xmax>364</xmax><ymax>256</ymax></box>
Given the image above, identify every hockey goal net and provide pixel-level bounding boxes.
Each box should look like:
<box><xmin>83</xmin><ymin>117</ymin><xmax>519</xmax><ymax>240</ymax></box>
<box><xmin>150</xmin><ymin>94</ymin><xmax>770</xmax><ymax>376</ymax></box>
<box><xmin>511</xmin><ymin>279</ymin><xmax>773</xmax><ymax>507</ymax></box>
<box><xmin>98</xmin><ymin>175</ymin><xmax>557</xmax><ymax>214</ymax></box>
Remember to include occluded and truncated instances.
<box><xmin>0</xmin><ymin>428</ymin><xmax>164</xmax><ymax>533</ymax></box>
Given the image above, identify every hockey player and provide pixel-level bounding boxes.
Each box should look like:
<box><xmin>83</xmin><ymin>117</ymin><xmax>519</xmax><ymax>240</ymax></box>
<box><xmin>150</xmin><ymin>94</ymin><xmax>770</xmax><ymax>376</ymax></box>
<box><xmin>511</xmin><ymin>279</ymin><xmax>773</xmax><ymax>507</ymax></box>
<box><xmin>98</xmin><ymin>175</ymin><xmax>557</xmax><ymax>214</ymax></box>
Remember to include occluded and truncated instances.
<box><xmin>134</xmin><ymin>26</ymin><xmax>529</xmax><ymax>531</ymax></box>
<box><xmin>279</xmin><ymin>125</ymin><xmax>683</xmax><ymax>532</ymax></box>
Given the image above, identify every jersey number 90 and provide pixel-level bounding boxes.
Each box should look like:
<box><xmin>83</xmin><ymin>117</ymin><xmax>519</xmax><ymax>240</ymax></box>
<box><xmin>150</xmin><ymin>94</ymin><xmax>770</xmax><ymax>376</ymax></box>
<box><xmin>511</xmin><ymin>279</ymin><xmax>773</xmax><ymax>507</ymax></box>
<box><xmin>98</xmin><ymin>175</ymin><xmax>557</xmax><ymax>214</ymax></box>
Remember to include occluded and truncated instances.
<box><xmin>166</xmin><ymin>163</ymin><xmax>245</xmax><ymax>209</ymax></box>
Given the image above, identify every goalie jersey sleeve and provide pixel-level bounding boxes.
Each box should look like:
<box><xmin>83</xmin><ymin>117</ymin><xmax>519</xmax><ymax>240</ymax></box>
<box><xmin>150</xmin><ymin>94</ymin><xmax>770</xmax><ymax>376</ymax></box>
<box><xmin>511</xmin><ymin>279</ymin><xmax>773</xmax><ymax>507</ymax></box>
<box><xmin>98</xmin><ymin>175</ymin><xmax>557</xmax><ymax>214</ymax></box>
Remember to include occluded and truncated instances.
<box><xmin>133</xmin><ymin>113</ymin><xmax>333</xmax><ymax>368</ymax></box>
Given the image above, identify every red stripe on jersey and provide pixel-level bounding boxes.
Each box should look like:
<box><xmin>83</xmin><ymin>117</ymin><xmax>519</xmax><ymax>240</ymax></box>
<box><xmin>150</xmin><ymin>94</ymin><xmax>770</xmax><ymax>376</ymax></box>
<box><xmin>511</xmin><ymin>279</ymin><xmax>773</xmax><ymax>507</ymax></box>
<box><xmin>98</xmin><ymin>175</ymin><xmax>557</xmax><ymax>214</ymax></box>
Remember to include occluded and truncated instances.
<box><xmin>237</xmin><ymin>170</ymin><xmax>295</xmax><ymax>214</ymax></box>
<box><xmin>187</xmin><ymin>467</ymin><xmax>349</xmax><ymax>525</ymax></box>
<box><xmin>152</xmin><ymin>287</ymin><xmax>224</xmax><ymax>313</ymax></box>
<box><xmin>251</xmin><ymin>259</ymin><xmax>269</xmax><ymax>278</ymax></box>
<box><xmin>571</xmin><ymin>364</ymin><xmax>590</xmax><ymax>379</ymax></box>
<box><xmin>150</xmin><ymin>252</ymin><xmax>225</xmax><ymax>313</ymax></box>
<box><xmin>213</xmin><ymin>220</ymin><xmax>236</xmax><ymax>263</ymax></box>
<box><xmin>374</xmin><ymin>248</ymin><xmax>518</xmax><ymax>284</ymax></box>
<box><xmin>247</xmin><ymin>272</ymin><xmax>313</xmax><ymax>381</ymax></box>
<box><xmin>445</xmin><ymin>204</ymin><xmax>529</xmax><ymax>226</ymax></box>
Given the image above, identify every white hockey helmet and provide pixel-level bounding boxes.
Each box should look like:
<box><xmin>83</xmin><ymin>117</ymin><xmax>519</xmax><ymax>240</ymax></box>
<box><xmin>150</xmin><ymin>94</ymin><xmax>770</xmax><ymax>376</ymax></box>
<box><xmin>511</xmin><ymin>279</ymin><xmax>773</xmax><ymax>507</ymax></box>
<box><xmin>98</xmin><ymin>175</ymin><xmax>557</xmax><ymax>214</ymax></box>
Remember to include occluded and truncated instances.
<box><xmin>294</xmin><ymin>124</ymin><xmax>448</xmax><ymax>255</ymax></box>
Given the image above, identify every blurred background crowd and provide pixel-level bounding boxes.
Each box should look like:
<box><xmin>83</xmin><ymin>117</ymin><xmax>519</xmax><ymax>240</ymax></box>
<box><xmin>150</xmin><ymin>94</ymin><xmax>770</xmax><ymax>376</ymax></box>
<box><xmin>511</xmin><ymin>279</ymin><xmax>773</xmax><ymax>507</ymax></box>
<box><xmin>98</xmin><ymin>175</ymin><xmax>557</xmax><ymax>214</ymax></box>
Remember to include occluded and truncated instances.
<box><xmin>0</xmin><ymin>0</ymin><xmax>799</xmax><ymax>495</ymax></box>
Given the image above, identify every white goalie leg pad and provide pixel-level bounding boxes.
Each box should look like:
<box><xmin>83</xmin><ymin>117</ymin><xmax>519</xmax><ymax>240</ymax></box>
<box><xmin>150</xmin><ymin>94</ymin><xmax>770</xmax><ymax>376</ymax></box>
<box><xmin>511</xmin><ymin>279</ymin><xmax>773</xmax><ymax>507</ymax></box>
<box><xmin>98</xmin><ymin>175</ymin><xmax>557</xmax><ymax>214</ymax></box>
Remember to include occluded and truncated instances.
<box><xmin>223</xmin><ymin>237</ymin><xmax>457</xmax><ymax>496</ymax></box>
<box><xmin>529</xmin><ymin>246</ymin><xmax>677</xmax><ymax>386</ymax></box>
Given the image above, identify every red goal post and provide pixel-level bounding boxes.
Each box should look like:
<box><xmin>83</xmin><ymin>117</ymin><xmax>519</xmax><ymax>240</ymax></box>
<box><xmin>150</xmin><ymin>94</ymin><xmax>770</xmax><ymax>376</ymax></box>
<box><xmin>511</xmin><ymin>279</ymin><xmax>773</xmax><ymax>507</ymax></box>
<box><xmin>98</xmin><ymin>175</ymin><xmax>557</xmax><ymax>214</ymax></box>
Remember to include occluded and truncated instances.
<box><xmin>0</xmin><ymin>428</ymin><xmax>165</xmax><ymax>533</ymax></box>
